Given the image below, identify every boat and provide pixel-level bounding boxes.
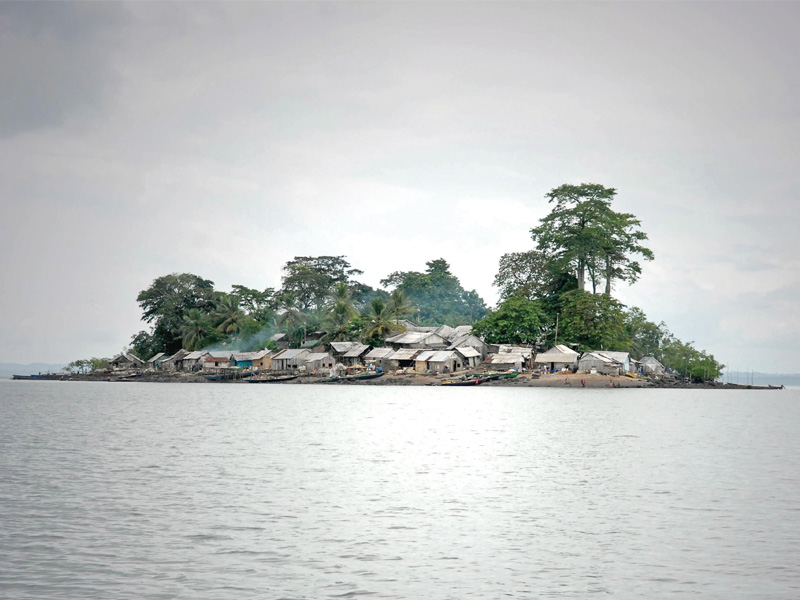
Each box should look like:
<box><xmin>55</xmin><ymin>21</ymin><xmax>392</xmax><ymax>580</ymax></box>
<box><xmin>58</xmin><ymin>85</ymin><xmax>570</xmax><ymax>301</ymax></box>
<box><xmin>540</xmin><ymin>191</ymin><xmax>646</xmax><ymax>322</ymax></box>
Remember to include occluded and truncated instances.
<box><xmin>318</xmin><ymin>371</ymin><xmax>386</xmax><ymax>383</ymax></box>
<box><xmin>441</xmin><ymin>377</ymin><xmax>484</xmax><ymax>386</ymax></box>
<box><xmin>12</xmin><ymin>373</ymin><xmax>64</xmax><ymax>381</ymax></box>
<box><xmin>248</xmin><ymin>375</ymin><xmax>299</xmax><ymax>383</ymax></box>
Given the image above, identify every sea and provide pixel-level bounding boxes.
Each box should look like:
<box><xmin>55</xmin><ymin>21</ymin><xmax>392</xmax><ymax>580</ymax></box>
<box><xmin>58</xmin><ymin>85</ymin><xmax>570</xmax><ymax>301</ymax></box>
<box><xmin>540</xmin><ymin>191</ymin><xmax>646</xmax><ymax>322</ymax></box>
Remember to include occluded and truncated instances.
<box><xmin>1</xmin><ymin>380</ymin><xmax>799</xmax><ymax>599</ymax></box>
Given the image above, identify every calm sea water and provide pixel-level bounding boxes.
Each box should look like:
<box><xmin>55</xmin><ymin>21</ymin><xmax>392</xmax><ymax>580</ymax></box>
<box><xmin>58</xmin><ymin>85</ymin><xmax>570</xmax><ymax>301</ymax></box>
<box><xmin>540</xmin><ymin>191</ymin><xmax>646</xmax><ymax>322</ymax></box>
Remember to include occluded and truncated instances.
<box><xmin>1</xmin><ymin>380</ymin><xmax>799</xmax><ymax>599</ymax></box>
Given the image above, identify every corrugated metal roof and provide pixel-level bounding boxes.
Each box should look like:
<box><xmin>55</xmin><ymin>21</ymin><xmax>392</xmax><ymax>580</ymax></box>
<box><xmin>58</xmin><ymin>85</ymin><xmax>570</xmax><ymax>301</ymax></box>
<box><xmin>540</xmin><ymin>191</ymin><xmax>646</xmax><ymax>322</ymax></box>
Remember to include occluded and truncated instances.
<box><xmin>330</xmin><ymin>341</ymin><xmax>356</xmax><ymax>353</ymax></box>
<box><xmin>365</xmin><ymin>347</ymin><xmax>394</xmax><ymax>359</ymax></box>
<box><xmin>184</xmin><ymin>350</ymin><xmax>208</xmax><ymax>360</ymax></box>
<box><xmin>385</xmin><ymin>331</ymin><xmax>447</xmax><ymax>345</ymax></box>
<box><xmin>146</xmin><ymin>352</ymin><xmax>166</xmax><ymax>363</ymax></box>
<box><xmin>595</xmin><ymin>351</ymin><xmax>630</xmax><ymax>363</ymax></box>
<box><xmin>415</xmin><ymin>350</ymin><xmax>437</xmax><ymax>362</ymax></box>
<box><xmin>343</xmin><ymin>343</ymin><xmax>369</xmax><ymax>358</ymax></box>
<box><xmin>305</xmin><ymin>352</ymin><xmax>332</xmax><ymax>362</ymax></box>
<box><xmin>387</xmin><ymin>348</ymin><xmax>422</xmax><ymax>361</ymax></box>
<box><xmin>579</xmin><ymin>352</ymin><xmax>619</xmax><ymax>365</ymax></box>
<box><xmin>640</xmin><ymin>356</ymin><xmax>663</xmax><ymax>366</ymax></box>
<box><xmin>487</xmin><ymin>353</ymin><xmax>524</xmax><ymax>363</ymax></box>
<box><xmin>455</xmin><ymin>346</ymin><xmax>480</xmax><ymax>358</ymax></box>
<box><xmin>428</xmin><ymin>351</ymin><xmax>456</xmax><ymax>362</ymax></box>
<box><xmin>276</xmin><ymin>349</ymin><xmax>307</xmax><ymax>360</ymax></box>
<box><xmin>535</xmin><ymin>345</ymin><xmax>578</xmax><ymax>362</ymax></box>
<box><xmin>269</xmin><ymin>333</ymin><xmax>287</xmax><ymax>341</ymax></box>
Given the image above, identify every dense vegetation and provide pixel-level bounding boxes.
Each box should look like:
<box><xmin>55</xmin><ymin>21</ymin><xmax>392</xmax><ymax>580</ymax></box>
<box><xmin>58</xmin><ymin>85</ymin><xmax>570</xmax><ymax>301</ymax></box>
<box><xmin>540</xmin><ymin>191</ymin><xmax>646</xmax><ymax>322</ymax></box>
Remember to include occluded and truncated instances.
<box><xmin>474</xmin><ymin>183</ymin><xmax>724</xmax><ymax>381</ymax></box>
<box><xmin>122</xmin><ymin>257</ymin><xmax>486</xmax><ymax>360</ymax></box>
<box><xmin>75</xmin><ymin>182</ymin><xmax>723</xmax><ymax>382</ymax></box>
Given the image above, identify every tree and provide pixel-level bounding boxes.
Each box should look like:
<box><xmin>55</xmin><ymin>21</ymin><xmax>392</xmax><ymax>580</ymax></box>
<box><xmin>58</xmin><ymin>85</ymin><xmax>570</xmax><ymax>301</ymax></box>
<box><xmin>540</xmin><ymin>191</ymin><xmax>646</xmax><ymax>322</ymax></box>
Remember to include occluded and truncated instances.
<box><xmin>324</xmin><ymin>283</ymin><xmax>359</xmax><ymax>341</ymax></box>
<box><xmin>493</xmin><ymin>250</ymin><xmax>562</xmax><ymax>301</ymax></box>
<box><xmin>230</xmin><ymin>285</ymin><xmax>277</xmax><ymax>324</ymax></box>
<box><xmin>387</xmin><ymin>289</ymin><xmax>415</xmax><ymax>323</ymax></box>
<box><xmin>136</xmin><ymin>273</ymin><xmax>216</xmax><ymax>353</ymax></box>
<box><xmin>130</xmin><ymin>330</ymin><xmax>160</xmax><ymax>361</ymax></box>
<box><xmin>624</xmin><ymin>307</ymin><xmax>670</xmax><ymax>360</ymax></box>
<box><xmin>180</xmin><ymin>309</ymin><xmax>217</xmax><ymax>351</ymax></box>
<box><xmin>276</xmin><ymin>293</ymin><xmax>307</xmax><ymax>347</ymax></box>
<box><xmin>660</xmin><ymin>337</ymin><xmax>724</xmax><ymax>381</ymax></box>
<box><xmin>556</xmin><ymin>289</ymin><xmax>628</xmax><ymax>352</ymax></box>
<box><xmin>280</xmin><ymin>256</ymin><xmax>364</xmax><ymax>311</ymax></box>
<box><xmin>381</xmin><ymin>259</ymin><xmax>487</xmax><ymax>326</ymax></box>
<box><xmin>212</xmin><ymin>293</ymin><xmax>247</xmax><ymax>336</ymax></box>
<box><xmin>359</xmin><ymin>297</ymin><xmax>403</xmax><ymax>346</ymax></box>
<box><xmin>471</xmin><ymin>296</ymin><xmax>546</xmax><ymax>344</ymax></box>
<box><xmin>531</xmin><ymin>184</ymin><xmax>652</xmax><ymax>295</ymax></box>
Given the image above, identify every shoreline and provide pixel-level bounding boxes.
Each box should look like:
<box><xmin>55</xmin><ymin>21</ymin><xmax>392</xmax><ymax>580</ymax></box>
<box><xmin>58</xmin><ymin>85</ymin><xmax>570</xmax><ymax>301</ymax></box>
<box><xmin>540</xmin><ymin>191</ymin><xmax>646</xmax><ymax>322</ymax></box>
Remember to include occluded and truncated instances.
<box><xmin>12</xmin><ymin>371</ymin><xmax>784</xmax><ymax>390</ymax></box>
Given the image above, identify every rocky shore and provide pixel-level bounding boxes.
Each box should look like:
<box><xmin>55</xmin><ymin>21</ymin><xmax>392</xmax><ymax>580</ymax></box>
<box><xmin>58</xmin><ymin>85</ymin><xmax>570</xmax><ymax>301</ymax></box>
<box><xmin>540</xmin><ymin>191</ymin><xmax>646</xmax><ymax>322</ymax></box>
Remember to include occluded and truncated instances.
<box><xmin>44</xmin><ymin>370</ymin><xmax>783</xmax><ymax>389</ymax></box>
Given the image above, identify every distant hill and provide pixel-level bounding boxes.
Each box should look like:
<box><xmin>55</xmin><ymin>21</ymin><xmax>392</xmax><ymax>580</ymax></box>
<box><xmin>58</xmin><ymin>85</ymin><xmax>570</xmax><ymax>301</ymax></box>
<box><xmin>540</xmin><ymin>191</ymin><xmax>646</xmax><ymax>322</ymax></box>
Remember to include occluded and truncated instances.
<box><xmin>0</xmin><ymin>363</ymin><xmax>65</xmax><ymax>378</ymax></box>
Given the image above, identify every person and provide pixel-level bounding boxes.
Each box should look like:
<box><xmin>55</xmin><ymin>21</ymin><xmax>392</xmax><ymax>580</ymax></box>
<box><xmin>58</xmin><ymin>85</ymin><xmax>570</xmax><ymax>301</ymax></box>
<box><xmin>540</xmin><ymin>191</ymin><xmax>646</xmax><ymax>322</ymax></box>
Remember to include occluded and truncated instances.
<box><xmin>581</xmin><ymin>379</ymin><xmax>586</xmax><ymax>387</ymax></box>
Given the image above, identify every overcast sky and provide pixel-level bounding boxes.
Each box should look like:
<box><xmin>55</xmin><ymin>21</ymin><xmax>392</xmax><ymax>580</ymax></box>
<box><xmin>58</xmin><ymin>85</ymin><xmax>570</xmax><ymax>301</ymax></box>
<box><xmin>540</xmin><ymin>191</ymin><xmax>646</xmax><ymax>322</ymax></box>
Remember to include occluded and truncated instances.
<box><xmin>1</xmin><ymin>2</ymin><xmax>798</xmax><ymax>372</ymax></box>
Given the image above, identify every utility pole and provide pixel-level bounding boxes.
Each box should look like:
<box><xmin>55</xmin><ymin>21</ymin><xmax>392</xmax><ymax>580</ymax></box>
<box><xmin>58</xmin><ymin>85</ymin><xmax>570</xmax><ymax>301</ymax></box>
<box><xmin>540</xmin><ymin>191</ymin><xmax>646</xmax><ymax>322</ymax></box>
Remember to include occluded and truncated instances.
<box><xmin>554</xmin><ymin>313</ymin><xmax>559</xmax><ymax>346</ymax></box>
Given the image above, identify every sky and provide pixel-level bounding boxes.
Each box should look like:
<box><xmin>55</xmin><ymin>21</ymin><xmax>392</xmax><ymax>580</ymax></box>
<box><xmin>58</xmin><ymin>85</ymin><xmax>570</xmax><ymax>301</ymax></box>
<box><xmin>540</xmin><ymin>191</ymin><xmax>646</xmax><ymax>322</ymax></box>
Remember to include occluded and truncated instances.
<box><xmin>1</xmin><ymin>2</ymin><xmax>798</xmax><ymax>373</ymax></box>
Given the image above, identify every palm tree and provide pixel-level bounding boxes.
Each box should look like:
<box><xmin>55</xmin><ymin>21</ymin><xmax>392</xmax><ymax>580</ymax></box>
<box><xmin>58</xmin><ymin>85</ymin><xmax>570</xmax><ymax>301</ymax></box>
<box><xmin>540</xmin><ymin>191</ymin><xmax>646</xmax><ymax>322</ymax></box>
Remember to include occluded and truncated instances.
<box><xmin>181</xmin><ymin>309</ymin><xmax>212</xmax><ymax>351</ymax></box>
<box><xmin>213</xmin><ymin>294</ymin><xmax>246</xmax><ymax>336</ymax></box>
<box><xmin>362</xmin><ymin>297</ymin><xmax>402</xmax><ymax>344</ymax></box>
<box><xmin>277</xmin><ymin>293</ymin><xmax>306</xmax><ymax>346</ymax></box>
<box><xmin>387</xmin><ymin>289</ymin><xmax>414</xmax><ymax>323</ymax></box>
<box><xmin>324</xmin><ymin>283</ymin><xmax>358</xmax><ymax>341</ymax></box>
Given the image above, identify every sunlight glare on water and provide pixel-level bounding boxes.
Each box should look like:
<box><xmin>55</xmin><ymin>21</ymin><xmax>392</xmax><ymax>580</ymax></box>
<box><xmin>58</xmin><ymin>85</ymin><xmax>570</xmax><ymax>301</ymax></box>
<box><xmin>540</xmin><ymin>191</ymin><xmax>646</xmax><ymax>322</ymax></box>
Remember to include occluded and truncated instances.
<box><xmin>1</xmin><ymin>381</ymin><xmax>799</xmax><ymax>599</ymax></box>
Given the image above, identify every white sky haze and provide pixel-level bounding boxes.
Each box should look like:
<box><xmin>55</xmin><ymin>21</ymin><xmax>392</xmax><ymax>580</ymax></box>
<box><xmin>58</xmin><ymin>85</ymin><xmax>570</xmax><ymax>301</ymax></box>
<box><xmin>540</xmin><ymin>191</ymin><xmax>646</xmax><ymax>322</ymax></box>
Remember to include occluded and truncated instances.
<box><xmin>1</xmin><ymin>2</ymin><xmax>799</xmax><ymax>372</ymax></box>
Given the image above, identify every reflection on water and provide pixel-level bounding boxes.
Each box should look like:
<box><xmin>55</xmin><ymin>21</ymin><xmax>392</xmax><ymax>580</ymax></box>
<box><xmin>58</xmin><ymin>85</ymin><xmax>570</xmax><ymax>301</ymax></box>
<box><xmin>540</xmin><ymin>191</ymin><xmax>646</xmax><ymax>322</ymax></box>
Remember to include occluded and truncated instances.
<box><xmin>1</xmin><ymin>381</ymin><xmax>799</xmax><ymax>598</ymax></box>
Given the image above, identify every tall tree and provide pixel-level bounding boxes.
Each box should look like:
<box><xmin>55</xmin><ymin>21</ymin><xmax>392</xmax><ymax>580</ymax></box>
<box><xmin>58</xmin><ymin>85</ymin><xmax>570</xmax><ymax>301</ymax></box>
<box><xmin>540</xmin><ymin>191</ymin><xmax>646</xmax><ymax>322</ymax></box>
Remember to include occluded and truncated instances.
<box><xmin>531</xmin><ymin>184</ymin><xmax>652</xmax><ymax>295</ymax></box>
<box><xmin>136</xmin><ymin>273</ymin><xmax>216</xmax><ymax>353</ymax></box>
<box><xmin>180</xmin><ymin>309</ymin><xmax>217</xmax><ymax>351</ymax></box>
<box><xmin>280</xmin><ymin>256</ymin><xmax>364</xmax><ymax>311</ymax></box>
<box><xmin>324</xmin><ymin>283</ymin><xmax>358</xmax><ymax>342</ymax></box>
<box><xmin>360</xmin><ymin>297</ymin><xmax>403</xmax><ymax>346</ymax></box>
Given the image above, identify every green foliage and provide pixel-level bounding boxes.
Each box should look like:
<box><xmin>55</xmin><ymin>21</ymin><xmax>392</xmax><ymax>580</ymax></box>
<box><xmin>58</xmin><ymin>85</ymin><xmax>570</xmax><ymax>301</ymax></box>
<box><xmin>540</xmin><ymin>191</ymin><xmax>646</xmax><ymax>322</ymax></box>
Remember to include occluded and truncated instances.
<box><xmin>659</xmin><ymin>337</ymin><xmax>724</xmax><ymax>381</ymax></box>
<box><xmin>180</xmin><ymin>309</ymin><xmax>219</xmax><ymax>351</ymax></box>
<box><xmin>531</xmin><ymin>184</ymin><xmax>652</xmax><ymax>294</ymax></box>
<box><xmin>624</xmin><ymin>307</ymin><xmax>670</xmax><ymax>360</ymax></box>
<box><xmin>557</xmin><ymin>289</ymin><xmax>628</xmax><ymax>352</ymax></box>
<box><xmin>380</xmin><ymin>259</ymin><xmax>487</xmax><ymax>326</ymax></box>
<box><xmin>130</xmin><ymin>330</ymin><xmax>160</xmax><ymax>361</ymax></box>
<box><xmin>63</xmin><ymin>359</ymin><xmax>92</xmax><ymax>373</ymax></box>
<box><xmin>136</xmin><ymin>273</ymin><xmax>216</xmax><ymax>354</ymax></box>
<box><xmin>358</xmin><ymin>297</ymin><xmax>404</xmax><ymax>346</ymax></box>
<box><xmin>472</xmin><ymin>296</ymin><xmax>546</xmax><ymax>344</ymax></box>
<box><xmin>280</xmin><ymin>256</ymin><xmax>364</xmax><ymax>311</ymax></box>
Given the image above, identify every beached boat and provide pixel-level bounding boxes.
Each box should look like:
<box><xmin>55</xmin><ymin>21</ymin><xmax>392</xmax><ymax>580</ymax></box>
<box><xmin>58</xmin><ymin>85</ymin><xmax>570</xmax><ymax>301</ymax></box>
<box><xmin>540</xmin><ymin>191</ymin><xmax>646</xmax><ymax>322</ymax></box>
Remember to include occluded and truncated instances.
<box><xmin>248</xmin><ymin>375</ymin><xmax>299</xmax><ymax>383</ymax></box>
<box><xmin>318</xmin><ymin>371</ymin><xmax>386</xmax><ymax>383</ymax></box>
<box><xmin>441</xmin><ymin>377</ymin><xmax>484</xmax><ymax>386</ymax></box>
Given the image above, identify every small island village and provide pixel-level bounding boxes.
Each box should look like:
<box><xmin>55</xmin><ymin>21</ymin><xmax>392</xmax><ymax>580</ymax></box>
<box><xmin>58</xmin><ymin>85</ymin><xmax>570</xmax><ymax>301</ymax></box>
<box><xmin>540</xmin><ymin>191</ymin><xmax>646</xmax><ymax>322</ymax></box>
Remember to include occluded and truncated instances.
<box><xmin>20</xmin><ymin>184</ymin><xmax>758</xmax><ymax>389</ymax></box>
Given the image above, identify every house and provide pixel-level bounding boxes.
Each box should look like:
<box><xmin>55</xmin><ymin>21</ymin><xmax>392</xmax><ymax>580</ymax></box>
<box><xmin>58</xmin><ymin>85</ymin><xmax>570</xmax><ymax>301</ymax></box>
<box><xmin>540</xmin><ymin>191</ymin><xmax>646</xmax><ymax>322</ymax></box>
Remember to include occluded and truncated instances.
<box><xmin>384</xmin><ymin>348</ymin><xmax>423</xmax><ymax>370</ymax></box>
<box><xmin>578</xmin><ymin>352</ymin><xmax>623</xmax><ymax>375</ymax></box>
<box><xmin>109</xmin><ymin>352</ymin><xmax>145</xmax><ymax>370</ymax></box>
<box><xmin>204</xmin><ymin>352</ymin><xmax>235</xmax><ymax>370</ymax></box>
<box><xmin>269</xmin><ymin>333</ymin><xmax>289</xmax><ymax>350</ymax></box>
<box><xmin>454</xmin><ymin>346</ymin><xmax>482</xmax><ymax>369</ymax></box>
<box><xmin>364</xmin><ymin>347</ymin><xmax>394</xmax><ymax>370</ymax></box>
<box><xmin>534</xmin><ymin>345</ymin><xmax>579</xmax><ymax>372</ymax></box>
<box><xmin>639</xmin><ymin>356</ymin><xmax>665</xmax><ymax>374</ymax></box>
<box><xmin>447</xmin><ymin>333</ymin><xmax>489</xmax><ymax>357</ymax></box>
<box><xmin>270</xmin><ymin>348</ymin><xmax>310</xmax><ymax>371</ymax></box>
<box><xmin>145</xmin><ymin>352</ymin><xmax>167</xmax><ymax>370</ymax></box>
<box><xmin>305</xmin><ymin>352</ymin><xmax>335</xmax><ymax>372</ymax></box>
<box><xmin>161</xmin><ymin>349</ymin><xmax>188</xmax><ymax>371</ymax></box>
<box><xmin>231</xmin><ymin>351</ymin><xmax>269</xmax><ymax>368</ymax></box>
<box><xmin>329</xmin><ymin>341</ymin><xmax>359</xmax><ymax>363</ymax></box>
<box><xmin>385</xmin><ymin>331</ymin><xmax>449</xmax><ymax>349</ymax></box>
<box><xmin>415</xmin><ymin>350</ymin><xmax>459</xmax><ymax>374</ymax></box>
<box><xmin>342</xmin><ymin>343</ymin><xmax>371</xmax><ymax>366</ymax></box>
<box><xmin>484</xmin><ymin>353</ymin><xmax>524</xmax><ymax>371</ymax></box>
<box><xmin>595</xmin><ymin>351</ymin><xmax>632</xmax><ymax>373</ymax></box>
<box><xmin>182</xmin><ymin>350</ymin><xmax>210</xmax><ymax>371</ymax></box>
<box><xmin>251</xmin><ymin>350</ymin><xmax>274</xmax><ymax>370</ymax></box>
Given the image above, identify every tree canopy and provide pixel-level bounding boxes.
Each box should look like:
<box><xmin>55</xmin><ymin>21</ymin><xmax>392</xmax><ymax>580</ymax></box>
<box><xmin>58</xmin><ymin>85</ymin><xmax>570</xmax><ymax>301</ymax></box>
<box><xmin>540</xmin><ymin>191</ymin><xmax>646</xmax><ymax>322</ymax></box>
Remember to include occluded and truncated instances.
<box><xmin>471</xmin><ymin>296</ymin><xmax>546</xmax><ymax>345</ymax></box>
<box><xmin>530</xmin><ymin>183</ymin><xmax>653</xmax><ymax>294</ymax></box>
<box><xmin>380</xmin><ymin>259</ymin><xmax>487</xmax><ymax>326</ymax></box>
